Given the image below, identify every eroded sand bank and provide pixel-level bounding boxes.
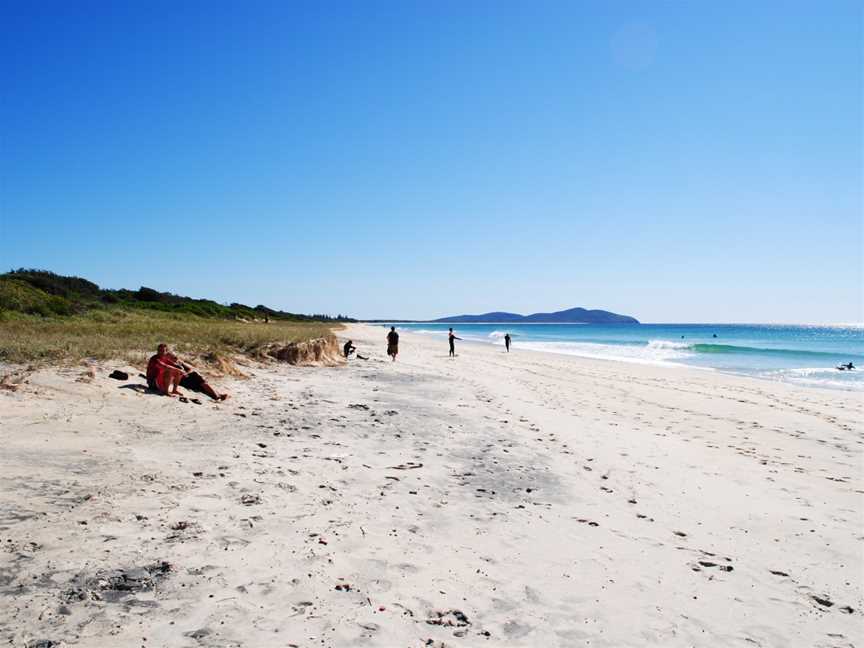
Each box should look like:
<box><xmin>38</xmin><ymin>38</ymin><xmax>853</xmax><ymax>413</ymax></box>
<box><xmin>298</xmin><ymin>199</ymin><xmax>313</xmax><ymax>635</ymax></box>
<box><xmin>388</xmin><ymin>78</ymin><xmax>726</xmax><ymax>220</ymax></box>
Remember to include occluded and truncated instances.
<box><xmin>1</xmin><ymin>324</ymin><xmax>861</xmax><ymax>647</ymax></box>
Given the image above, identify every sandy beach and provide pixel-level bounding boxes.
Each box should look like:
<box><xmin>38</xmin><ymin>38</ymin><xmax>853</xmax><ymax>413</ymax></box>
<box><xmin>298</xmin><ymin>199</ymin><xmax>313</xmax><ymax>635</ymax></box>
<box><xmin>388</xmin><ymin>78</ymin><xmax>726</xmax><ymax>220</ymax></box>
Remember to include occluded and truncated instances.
<box><xmin>1</xmin><ymin>323</ymin><xmax>861</xmax><ymax>648</ymax></box>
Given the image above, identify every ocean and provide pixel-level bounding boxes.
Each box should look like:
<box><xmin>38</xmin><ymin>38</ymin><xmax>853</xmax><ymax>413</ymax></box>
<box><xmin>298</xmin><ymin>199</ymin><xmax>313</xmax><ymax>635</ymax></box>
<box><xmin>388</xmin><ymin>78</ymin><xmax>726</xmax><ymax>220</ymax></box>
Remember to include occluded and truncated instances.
<box><xmin>387</xmin><ymin>323</ymin><xmax>864</xmax><ymax>391</ymax></box>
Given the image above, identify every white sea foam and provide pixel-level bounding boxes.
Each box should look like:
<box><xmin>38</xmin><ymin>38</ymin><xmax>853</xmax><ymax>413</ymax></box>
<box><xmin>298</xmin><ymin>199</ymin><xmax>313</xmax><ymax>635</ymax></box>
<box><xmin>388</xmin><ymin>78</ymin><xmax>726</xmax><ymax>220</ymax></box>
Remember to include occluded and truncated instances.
<box><xmin>488</xmin><ymin>331</ymin><xmax>509</xmax><ymax>344</ymax></box>
<box><xmin>646</xmin><ymin>339</ymin><xmax>691</xmax><ymax>351</ymax></box>
<box><xmin>758</xmin><ymin>367</ymin><xmax>864</xmax><ymax>391</ymax></box>
<box><xmin>513</xmin><ymin>340</ymin><xmax>695</xmax><ymax>366</ymax></box>
<box><xmin>406</xmin><ymin>328</ymin><xmax>695</xmax><ymax>365</ymax></box>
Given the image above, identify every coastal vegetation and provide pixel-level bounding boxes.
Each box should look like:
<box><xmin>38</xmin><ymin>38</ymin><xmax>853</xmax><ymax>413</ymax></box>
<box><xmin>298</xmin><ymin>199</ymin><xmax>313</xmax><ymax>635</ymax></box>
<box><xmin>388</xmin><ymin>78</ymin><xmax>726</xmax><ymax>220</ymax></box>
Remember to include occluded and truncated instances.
<box><xmin>0</xmin><ymin>269</ymin><xmax>346</xmax><ymax>364</ymax></box>
<box><xmin>0</xmin><ymin>269</ymin><xmax>352</xmax><ymax>322</ymax></box>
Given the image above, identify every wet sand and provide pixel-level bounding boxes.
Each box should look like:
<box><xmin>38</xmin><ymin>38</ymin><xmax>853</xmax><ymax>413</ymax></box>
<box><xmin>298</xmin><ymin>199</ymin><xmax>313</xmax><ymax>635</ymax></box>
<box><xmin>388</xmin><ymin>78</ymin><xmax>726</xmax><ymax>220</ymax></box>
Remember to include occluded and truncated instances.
<box><xmin>1</xmin><ymin>323</ymin><xmax>861</xmax><ymax>647</ymax></box>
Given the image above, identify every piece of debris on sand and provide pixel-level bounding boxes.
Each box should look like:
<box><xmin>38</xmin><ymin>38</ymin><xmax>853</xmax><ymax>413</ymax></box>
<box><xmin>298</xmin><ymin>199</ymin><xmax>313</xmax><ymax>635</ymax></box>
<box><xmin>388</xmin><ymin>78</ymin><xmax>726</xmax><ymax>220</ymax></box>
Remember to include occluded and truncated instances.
<box><xmin>63</xmin><ymin>561</ymin><xmax>172</xmax><ymax>603</ymax></box>
<box><xmin>426</xmin><ymin>609</ymin><xmax>470</xmax><ymax>627</ymax></box>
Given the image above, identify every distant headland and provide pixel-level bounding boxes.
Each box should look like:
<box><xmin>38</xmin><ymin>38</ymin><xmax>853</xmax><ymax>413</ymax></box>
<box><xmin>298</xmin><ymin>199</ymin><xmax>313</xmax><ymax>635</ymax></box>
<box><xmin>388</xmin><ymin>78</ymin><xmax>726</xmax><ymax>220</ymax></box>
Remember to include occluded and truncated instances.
<box><xmin>431</xmin><ymin>307</ymin><xmax>639</xmax><ymax>324</ymax></box>
<box><xmin>364</xmin><ymin>307</ymin><xmax>640</xmax><ymax>325</ymax></box>
<box><xmin>365</xmin><ymin>307</ymin><xmax>638</xmax><ymax>324</ymax></box>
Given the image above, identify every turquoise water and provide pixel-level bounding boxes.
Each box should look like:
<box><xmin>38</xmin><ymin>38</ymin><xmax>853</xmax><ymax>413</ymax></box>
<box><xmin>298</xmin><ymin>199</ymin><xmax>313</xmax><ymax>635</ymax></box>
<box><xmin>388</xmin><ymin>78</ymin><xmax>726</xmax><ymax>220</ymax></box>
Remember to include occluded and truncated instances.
<box><xmin>387</xmin><ymin>323</ymin><xmax>864</xmax><ymax>391</ymax></box>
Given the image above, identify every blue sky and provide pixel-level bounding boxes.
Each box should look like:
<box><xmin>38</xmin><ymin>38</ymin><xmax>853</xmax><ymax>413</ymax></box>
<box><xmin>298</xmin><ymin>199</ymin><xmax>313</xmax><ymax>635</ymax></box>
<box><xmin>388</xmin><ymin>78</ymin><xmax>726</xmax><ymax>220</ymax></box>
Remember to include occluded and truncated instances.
<box><xmin>1</xmin><ymin>1</ymin><xmax>861</xmax><ymax>322</ymax></box>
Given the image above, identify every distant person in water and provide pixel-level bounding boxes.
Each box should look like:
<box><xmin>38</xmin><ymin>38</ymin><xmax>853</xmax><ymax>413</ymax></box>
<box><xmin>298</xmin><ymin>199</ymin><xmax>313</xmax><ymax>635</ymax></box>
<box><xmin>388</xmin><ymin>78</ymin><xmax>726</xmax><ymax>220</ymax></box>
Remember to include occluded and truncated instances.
<box><xmin>146</xmin><ymin>344</ymin><xmax>228</xmax><ymax>400</ymax></box>
<box><xmin>504</xmin><ymin>333</ymin><xmax>511</xmax><ymax>352</ymax></box>
<box><xmin>448</xmin><ymin>328</ymin><xmax>461</xmax><ymax>357</ymax></box>
<box><xmin>387</xmin><ymin>327</ymin><xmax>399</xmax><ymax>361</ymax></box>
<box><xmin>837</xmin><ymin>361</ymin><xmax>855</xmax><ymax>371</ymax></box>
<box><xmin>343</xmin><ymin>340</ymin><xmax>356</xmax><ymax>358</ymax></box>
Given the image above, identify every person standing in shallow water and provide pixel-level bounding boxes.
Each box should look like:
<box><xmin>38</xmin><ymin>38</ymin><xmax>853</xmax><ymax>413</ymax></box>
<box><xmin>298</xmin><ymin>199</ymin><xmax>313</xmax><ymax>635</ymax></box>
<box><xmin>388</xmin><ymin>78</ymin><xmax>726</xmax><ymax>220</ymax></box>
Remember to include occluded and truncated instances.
<box><xmin>448</xmin><ymin>328</ymin><xmax>461</xmax><ymax>357</ymax></box>
<box><xmin>386</xmin><ymin>327</ymin><xmax>399</xmax><ymax>362</ymax></box>
<box><xmin>504</xmin><ymin>333</ymin><xmax>511</xmax><ymax>352</ymax></box>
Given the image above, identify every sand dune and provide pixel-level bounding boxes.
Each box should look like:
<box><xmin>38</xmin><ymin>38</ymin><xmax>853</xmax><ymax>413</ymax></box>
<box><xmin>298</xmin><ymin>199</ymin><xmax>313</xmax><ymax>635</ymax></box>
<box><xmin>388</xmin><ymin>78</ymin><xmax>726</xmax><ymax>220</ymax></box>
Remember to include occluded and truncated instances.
<box><xmin>1</xmin><ymin>324</ymin><xmax>861</xmax><ymax>647</ymax></box>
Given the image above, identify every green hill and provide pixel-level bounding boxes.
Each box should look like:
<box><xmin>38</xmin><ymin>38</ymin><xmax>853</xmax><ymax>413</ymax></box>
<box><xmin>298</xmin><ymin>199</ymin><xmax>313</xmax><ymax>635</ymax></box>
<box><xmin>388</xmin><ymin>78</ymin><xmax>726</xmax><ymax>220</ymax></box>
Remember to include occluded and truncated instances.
<box><xmin>0</xmin><ymin>269</ymin><xmax>353</xmax><ymax>322</ymax></box>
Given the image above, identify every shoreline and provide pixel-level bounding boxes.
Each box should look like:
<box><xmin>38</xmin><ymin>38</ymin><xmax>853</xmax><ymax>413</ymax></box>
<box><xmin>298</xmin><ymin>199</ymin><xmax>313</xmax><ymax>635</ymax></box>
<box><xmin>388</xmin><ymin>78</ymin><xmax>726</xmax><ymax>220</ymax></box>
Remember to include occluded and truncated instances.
<box><xmin>378</xmin><ymin>323</ymin><xmax>864</xmax><ymax>393</ymax></box>
<box><xmin>1</xmin><ymin>323</ymin><xmax>861</xmax><ymax>647</ymax></box>
<box><xmin>363</xmin><ymin>321</ymin><xmax>864</xmax><ymax>326</ymax></box>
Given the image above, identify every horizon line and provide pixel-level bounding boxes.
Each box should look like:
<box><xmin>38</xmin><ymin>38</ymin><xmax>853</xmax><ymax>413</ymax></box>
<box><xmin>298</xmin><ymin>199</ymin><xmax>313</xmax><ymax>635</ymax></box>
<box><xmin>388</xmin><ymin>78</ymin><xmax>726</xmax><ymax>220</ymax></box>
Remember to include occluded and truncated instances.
<box><xmin>359</xmin><ymin>320</ymin><xmax>864</xmax><ymax>327</ymax></box>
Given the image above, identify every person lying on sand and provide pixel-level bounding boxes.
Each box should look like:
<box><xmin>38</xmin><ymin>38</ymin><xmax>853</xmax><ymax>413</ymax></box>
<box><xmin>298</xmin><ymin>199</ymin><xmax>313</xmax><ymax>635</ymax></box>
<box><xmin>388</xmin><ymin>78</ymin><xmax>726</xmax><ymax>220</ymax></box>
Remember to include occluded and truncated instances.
<box><xmin>146</xmin><ymin>344</ymin><xmax>228</xmax><ymax>400</ymax></box>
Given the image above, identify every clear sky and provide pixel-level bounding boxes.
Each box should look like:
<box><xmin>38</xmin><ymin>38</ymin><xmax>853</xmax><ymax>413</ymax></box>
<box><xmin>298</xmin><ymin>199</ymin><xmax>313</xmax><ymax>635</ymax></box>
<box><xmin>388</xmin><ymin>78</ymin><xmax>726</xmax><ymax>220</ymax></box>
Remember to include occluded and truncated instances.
<box><xmin>1</xmin><ymin>1</ymin><xmax>861</xmax><ymax>323</ymax></box>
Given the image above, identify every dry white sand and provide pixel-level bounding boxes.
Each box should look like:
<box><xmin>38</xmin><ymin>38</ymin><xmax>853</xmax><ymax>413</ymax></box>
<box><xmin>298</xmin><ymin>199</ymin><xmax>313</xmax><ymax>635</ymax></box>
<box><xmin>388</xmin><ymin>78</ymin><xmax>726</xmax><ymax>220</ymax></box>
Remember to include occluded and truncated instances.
<box><xmin>1</xmin><ymin>323</ymin><xmax>861</xmax><ymax>648</ymax></box>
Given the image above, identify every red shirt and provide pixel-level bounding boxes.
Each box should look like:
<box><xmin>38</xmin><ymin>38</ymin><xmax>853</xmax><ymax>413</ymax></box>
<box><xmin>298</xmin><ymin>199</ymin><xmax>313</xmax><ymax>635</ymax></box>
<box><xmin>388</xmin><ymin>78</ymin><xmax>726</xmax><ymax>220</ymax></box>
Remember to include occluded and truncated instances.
<box><xmin>146</xmin><ymin>353</ymin><xmax>180</xmax><ymax>387</ymax></box>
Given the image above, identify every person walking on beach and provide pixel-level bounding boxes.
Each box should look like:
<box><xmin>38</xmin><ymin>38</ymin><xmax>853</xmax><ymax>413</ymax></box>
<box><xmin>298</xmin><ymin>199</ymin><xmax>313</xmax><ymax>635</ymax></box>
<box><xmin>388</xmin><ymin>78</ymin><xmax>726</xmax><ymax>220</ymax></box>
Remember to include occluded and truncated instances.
<box><xmin>448</xmin><ymin>328</ymin><xmax>461</xmax><ymax>357</ymax></box>
<box><xmin>387</xmin><ymin>327</ymin><xmax>399</xmax><ymax>361</ymax></box>
<box><xmin>504</xmin><ymin>333</ymin><xmax>511</xmax><ymax>352</ymax></box>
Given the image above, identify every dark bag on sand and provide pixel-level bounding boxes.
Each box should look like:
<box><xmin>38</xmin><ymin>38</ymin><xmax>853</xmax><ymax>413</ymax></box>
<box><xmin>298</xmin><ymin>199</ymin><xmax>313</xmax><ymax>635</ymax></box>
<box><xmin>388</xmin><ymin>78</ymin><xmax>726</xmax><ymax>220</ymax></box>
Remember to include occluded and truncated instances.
<box><xmin>108</xmin><ymin>370</ymin><xmax>129</xmax><ymax>381</ymax></box>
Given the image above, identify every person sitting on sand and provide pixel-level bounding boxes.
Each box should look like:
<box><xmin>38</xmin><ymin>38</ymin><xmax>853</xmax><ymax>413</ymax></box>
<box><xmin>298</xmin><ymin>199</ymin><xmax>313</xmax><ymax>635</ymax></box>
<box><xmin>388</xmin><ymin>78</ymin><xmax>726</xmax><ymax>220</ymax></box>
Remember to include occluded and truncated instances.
<box><xmin>343</xmin><ymin>340</ymin><xmax>357</xmax><ymax>358</ymax></box>
<box><xmin>146</xmin><ymin>344</ymin><xmax>228</xmax><ymax>400</ymax></box>
<box><xmin>387</xmin><ymin>327</ymin><xmax>399</xmax><ymax>361</ymax></box>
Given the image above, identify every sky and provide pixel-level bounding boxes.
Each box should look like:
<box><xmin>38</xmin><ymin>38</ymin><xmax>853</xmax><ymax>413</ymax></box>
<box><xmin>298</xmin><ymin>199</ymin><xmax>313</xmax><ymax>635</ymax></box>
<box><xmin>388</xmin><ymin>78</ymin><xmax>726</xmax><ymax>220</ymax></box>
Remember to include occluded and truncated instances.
<box><xmin>1</xmin><ymin>1</ymin><xmax>861</xmax><ymax>323</ymax></box>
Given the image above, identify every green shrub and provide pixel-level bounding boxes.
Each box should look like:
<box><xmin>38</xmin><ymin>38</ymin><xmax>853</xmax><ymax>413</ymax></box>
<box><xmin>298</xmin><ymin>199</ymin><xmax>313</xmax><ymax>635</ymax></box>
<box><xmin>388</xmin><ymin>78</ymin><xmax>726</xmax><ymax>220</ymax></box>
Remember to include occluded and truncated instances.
<box><xmin>48</xmin><ymin>295</ymin><xmax>74</xmax><ymax>316</ymax></box>
<box><xmin>7</xmin><ymin>268</ymin><xmax>101</xmax><ymax>298</ymax></box>
<box><xmin>0</xmin><ymin>278</ymin><xmax>54</xmax><ymax>314</ymax></box>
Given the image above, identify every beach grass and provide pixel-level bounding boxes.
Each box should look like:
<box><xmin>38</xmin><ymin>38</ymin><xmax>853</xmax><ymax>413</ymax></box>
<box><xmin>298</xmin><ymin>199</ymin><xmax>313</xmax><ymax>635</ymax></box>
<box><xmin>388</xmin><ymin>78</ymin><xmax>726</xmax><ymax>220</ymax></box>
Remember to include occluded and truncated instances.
<box><xmin>0</xmin><ymin>308</ymin><xmax>336</xmax><ymax>365</ymax></box>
